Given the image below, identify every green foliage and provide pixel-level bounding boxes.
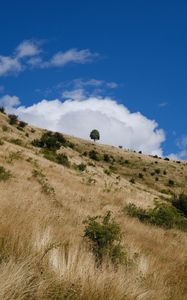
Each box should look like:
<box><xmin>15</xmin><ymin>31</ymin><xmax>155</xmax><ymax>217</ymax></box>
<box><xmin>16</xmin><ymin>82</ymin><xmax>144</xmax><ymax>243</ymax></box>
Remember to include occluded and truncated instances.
<box><xmin>130</xmin><ymin>178</ymin><xmax>135</xmax><ymax>184</ymax></box>
<box><xmin>125</xmin><ymin>202</ymin><xmax>187</xmax><ymax>230</ymax></box>
<box><xmin>0</xmin><ymin>166</ymin><xmax>11</xmax><ymax>181</ymax></box>
<box><xmin>19</xmin><ymin>120</ymin><xmax>28</xmax><ymax>128</ymax></box>
<box><xmin>32</xmin><ymin>169</ymin><xmax>55</xmax><ymax>196</ymax></box>
<box><xmin>56</xmin><ymin>153</ymin><xmax>70</xmax><ymax>167</ymax></box>
<box><xmin>0</xmin><ymin>107</ymin><xmax>5</xmax><ymax>114</ymax></box>
<box><xmin>168</xmin><ymin>179</ymin><xmax>175</xmax><ymax>187</ymax></box>
<box><xmin>172</xmin><ymin>194</ymin><xmax>187</xmax><ymax>218</ymax></box>
<box><xmin>89</xmin><ymin>150</ymin><xmax>100</xmax><ymax>161</ymax></box>
<box><xmin>8</xmin><ymin>114</ymin><xmax>18</xmax><ymax>125</ymax></box>
<box><xmin>83</xmin><ymin>211</ymin><xmax>126</xmax><ymax>265</ymax></box>
<box><xmin>9</xmin><ymin>138</ymin><xmax>23</xmax><ymax>146</ymax></box>
<box><xmin>90</xmin><ymin>129</ymin><xmax>100</xmax><ymax>142</ymax></box>
<box><xmin>77</xmin><ymin>163</ymin><xmax>87</xmax><ymax>172</ymax></box>
<box><xmin>103</xmin><ymin>153</ymin><xmax>110</xmax><ymax>162</ymax></box>
<box><xmin>42</xmin><ymin>149</ymin><xmax>70</xmax><ymax>168</ymax></box>
<box><xmin>2</xmin><ymin>125</ymin><xmax>8</xmax><ymax>132</ymax></box>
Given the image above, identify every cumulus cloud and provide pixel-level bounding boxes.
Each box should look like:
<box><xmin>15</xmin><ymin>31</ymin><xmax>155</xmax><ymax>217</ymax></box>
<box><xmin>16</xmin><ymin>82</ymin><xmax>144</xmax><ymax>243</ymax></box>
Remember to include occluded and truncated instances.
<box><xmin>0</xmin><ymin>41</ymin><xmax>98</xmax><ymax>76</ymax></box>
<box><xmin>4</xmin><ymin>94</ymin><xmax>165</xmax><ymax>156</ymax></box>
<box><xmin>0</xmin><ymin>94</ymin><xmax>21</xmax><ymax>108</ymax></box>
<box><xmin>169</xmin><ymin>135</ymin><xmax>187</xmax><ymax>160</ymax></box>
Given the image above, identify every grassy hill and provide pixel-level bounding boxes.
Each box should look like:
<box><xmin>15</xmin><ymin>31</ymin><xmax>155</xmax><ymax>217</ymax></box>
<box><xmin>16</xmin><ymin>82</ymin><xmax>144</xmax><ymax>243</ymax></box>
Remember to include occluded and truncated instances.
<box><xmin>0</xmin><ymin>111</ymin><xmax>187</xmax><ymax>300</ymax></box>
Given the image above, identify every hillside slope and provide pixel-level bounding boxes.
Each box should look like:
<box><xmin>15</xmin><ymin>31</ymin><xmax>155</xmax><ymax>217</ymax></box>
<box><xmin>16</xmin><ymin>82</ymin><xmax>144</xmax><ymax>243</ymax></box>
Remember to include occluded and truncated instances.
<box><xmin>0</xmin><ymin>111</ymin><xmax>187</xmax><ymax>300</ymax></box>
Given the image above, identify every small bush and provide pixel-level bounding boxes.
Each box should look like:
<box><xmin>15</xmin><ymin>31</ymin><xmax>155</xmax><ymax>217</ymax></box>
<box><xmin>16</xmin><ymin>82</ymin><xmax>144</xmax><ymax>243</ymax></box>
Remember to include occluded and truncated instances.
<box><xmin>9</xmin><ymin>138</ymin><xmax>22</xmax><ymax>146</ymax></box>
<box><xmin>0</xmin><ymin>139</ymin><xmax>4</xmax><ymax>145</ymax></box>
<box><xmin>0</xmin><ymin>107</ymin><xmax>5</xmax><ymax>114</ymax></box>
<box><xmin>19</xmin><ymin>120</ymin><xmax>28</xmax><ymax>128</ymax></box>
<box><xmin>155</xmin><ymin>168</ymin><xmax>160</xmax><ymax>174</ymax></box>
<box><xmin>83</xmin><ymin>211</ymin><xmax>126</xmax><ymax>265</ymax></box>
<box><xmin>103</xmin><ymin>153</ymin><xmax>110</xmax><ymax>162</ymax></box>
<box><xmin>77</xmin><ymin>163</ymin><xmax>87</xmax><ymax>172</ymax></box>
<box><xmin>2</xmin><ymin>125</ymin><xmax>8</xmax><ymax>132</ymax></box>
<box><xmin>56</xmin><ymin>153</ymin><xmax>70</xmax><ymax>167</ymax></box>
<box><xmin>130</xmin><ymin>178</ymin><xmax>135</xmax><ymax>184</ymax></box>
<box><xmin>8</xmin><ymin>114</ymin><xmax>18</xmax><ymax>125</ymax></box>
<box><xmin>0</xmin><ymin>166</ymin><xmax>11</xmax><ymax>181</ymax></box>
<box><xmin>138</xmin><ymin>173</ymin><xmax>144</xmax><ymax>179</ymax></box>
<box><xmin>164</xmin><ymin>157</ymin><xmax>170</xmax><ymax>161</ymax></box>
<box><xmin>172</xmin><ymin>194</ymin><xmax>187</xmax><ymax>218</ymax></box>
<box><xmin>168</xmin><ymin>179</ymin><xmax>175</xmax><ymax>187</ymax></box>
<box><xmin>89</xmin><ymin>150</ymin><xmax>100</xmax><ymax>161</ymax></box>
<box><xmin>163</xmin><ymin>170</ymin><xmax>167</xmax><ymax>175</ymax></box>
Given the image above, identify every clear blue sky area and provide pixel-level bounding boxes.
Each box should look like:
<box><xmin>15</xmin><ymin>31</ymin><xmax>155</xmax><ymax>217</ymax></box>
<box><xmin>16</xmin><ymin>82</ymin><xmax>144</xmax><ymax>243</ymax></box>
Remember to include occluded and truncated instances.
<box><xmin>0</xmin><ymin>0</ymin><xmax>187</xmax><ymax>158</ymax></box>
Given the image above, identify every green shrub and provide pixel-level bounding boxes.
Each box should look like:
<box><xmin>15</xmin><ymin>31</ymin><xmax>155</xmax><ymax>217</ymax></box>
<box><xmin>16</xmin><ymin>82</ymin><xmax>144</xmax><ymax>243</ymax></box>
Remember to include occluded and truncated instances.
<box><xmin>89</xmin><ymin>150</ymin><xmax>100</xmax><ymax>161</ymax></box>
<box><xmin>19</xmin><ymin>120</ymin><xmax>28</xmax><ymax>128</ymax></box>
<box><xmin>9</xmin><ymin>138</ymin><xmax>22</xmax><ymax>146</ymax></box>
<box><xmin>77</xmin><ymin>163</ymin><xmax>87</xmax><ymax>172</ymax></box>
<box><xmin>130</xmin><ymin>178</ymin><xmax>135</xmax><ymax>184</ymax></box>
<box><xmin>2</xmin><ymin>125</ymin><xmax>8</xmax><ymax>132</ymax></box>
<box><xmin>8</xmin><ymin>114</ymin><xmax>18</xmax><ymax>125</ymax></box>
<box><xmin>56</xmin><ymin>153</ymin><xmax>70</xmax><ymax>167</ymax></box>
<box><xmin>83</xmin><ymin>211</ymin><xmax>126</xmax><ymax>265</ymax></box>
<box><xmin>32</xmin><ymin>131</ymin><xmax>67</xmax><ymax>151</ymax></box>
<box><xmin>125</xmin><ymin>202</ymin><xmax>187</xmax><ymax>230</ymax></box>
<box><xmin>172</xmin><ymin>194</ymin><xmax>187</xmax><ymax>218</ymax></box>
<box><xmin>103</xmin><ymin>153</ymin><xmax>110</xmax><ymax>162</ymax></box>
<box><xmin>0</xmin><ymin>166</ymin><xmax>11</xmax><ymax>181</ymax></box>
<box><xmin>168</xmin><ymin>179</ymin><xmax>175</xmax><ymax>187</ymax></box>
<box><xmin>138</xmin><ymin>173</ymin><xmax>144</xmax><ymax>179</ymax></box>
<box><xmin>0</xmin><ymin>107</ymin><xmax>5</xmax><ymax>114</ymax></box>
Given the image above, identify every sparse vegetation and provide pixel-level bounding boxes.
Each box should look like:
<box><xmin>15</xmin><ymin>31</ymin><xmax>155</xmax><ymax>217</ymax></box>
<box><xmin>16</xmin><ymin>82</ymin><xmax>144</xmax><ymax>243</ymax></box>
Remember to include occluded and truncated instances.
<box><xmin>0</xmin><ymin>166</ymin><xmax>11</xmax><ymax>181</ymax></box>
<box><xmin>8</xmin><ymin>114</ymin><xmax>18</xmax><ymax>125</ymax></box>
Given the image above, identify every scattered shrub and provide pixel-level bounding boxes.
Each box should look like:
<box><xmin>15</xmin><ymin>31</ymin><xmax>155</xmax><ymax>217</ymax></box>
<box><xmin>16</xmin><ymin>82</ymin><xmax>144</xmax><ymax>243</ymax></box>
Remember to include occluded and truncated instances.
<box><xmin>164</xmin><ymin>157</ymin><xmax>170</xmax><ymax>161</ymax></box>
<box><xmin>130</xmin><ymin>178</ymin><xmax>135</xmax><ymax>184</ymax></box>
<box><xmin>103</xmin><ymin>153</ymin><xmax>110</xmax><ymax>162</ymax></box>
<box><xmin>32</xmin><ymin>131</ymin><xmax>67</xmax><ymax>151</ymax></box>
<box><xmin>104</xmin><ymin>169</ymin><xmax>111</xmax><ymax>176</ymax></box>
<box><xmin>172</xmin><ymin>194</ymin><xmax>187</xmax><ymax>218</ymax></box>
<box><xmin>83</xmin><ymin>211</ymin><xmax>126</xmax><ymax>265</ymax></box>
<box><xmin>168</xmin><ymin>179</ymin><xmax>175</xmax><ymax>187</ymax></box>
<box><xmin>125</xmin><ymin>202</ymin><xmax>187</xmax><ymax>230</ymax></box>
<box><xmin>8</xmin><ymin>114</ymin><xmax>18</xmax><ymax>125</ymax></box>
<box><xmin>56</xmin><ymin>153</ymin><xmax>70</xmax><ymax>167</ymax></box>
<box><xmin>19</xmin><ymin>120</ymin><xmax>28</xmax><ymax>128</ymax></box>
<box><xmin>138</xmin><ymin>173</ymin><xmax>144</xmax><ymax>179</ymax></box>
<box><xmin>9</xmin><ymin>138</ymin><xmax>22</xmax><ymax>146</ymax></box>
<box><xmin>89</xmin><ymin>150</ymin><xmax>100</xmax><ymax>161</ymax></box>
<box><xmin>77</xmin><ymin>163</ymin><xmax>87</xmax><ymax>172</ymax></box>
<box><xmin>155</xmin><ymin>168</ymin><xmax>160</xmax><ymax>174</ymax></box>
<box><xmin>0</xmin><ymin>139</ymin><xmax>4</xmax><ymax>145</ymax></box>
<box><xmin>2</xmin><ymin>125</ymin><xmax>8</xmax><ymax>132</ymax></box>
<box><xmin>0</xmin><ymin>166</ymin><xmax>11</xmax><ymax>181</ymax></box>
<box><xmin>163</xmin><ymin>170</ymin><xmax>167</xmax><ymax>175</ymax></box>
<box><xmin>0</xmin><ymin>107</ymin><xmax>5</xmax><ymax>114</ymax></box>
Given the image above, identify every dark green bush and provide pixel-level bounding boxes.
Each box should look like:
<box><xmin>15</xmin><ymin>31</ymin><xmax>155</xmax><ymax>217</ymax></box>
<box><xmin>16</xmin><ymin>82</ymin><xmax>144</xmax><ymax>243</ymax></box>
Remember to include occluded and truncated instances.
<box><xmin>77</xmin><ymin>163</ymin><xmax>87</xmax><ymax>172</ymax></box>
<box><xmin>56</xmin><ymin>153</ymin><xmax>70</xmax><ymax>167</ymax></box>
<box><xmin>0</xmin><ymin>166</ymin><xmax>11</xmax><ymax>181</ymax></box>
<box><xmin>83</xmin><ymin>211</ymin><xmax>126</xmax><ymax>265</ymax></box>
<box><xmin>138</xmin><ymin>173</ymin><xmax>144</xmax><ymax>179</ymax></box>
<box><xmin>103</xmin><ymin>153</ymin><xmax>110</xmax><ymax>162</ymax></box>
<box><xmin>9</xmin><ymin>138</ymin><xmax>22</xmax><ymax>146</ymax></box>
<box><xmin>130</xmin><ymin>178</ymin><xmax>135</xmax><ymax>184</ymax></box>
<box><xmin>19</xmin><ymin>120</ymin><xmax>28</xmax><ymax>128</ymax></box>
<box><xmin>172</xmin><ymin>194</ymin><xmax>187</xmax><ymax>218</ymax></box>
<box><xmin>125</xmin><ymin>202</ymin><xmax>187</xmax><ymax>230</ymax></box>
<box><xmin>89</xmin><ymin>150</ymin><xmax>100</xmax><ymax>161</ymax></box>
<box><xmin>168</xmin><ymin>179</ymin><xmax>175</xmax><ymax>187</ymax></box>
<box><xmin>0</xmin><ymin>107</ymin><xmax>5</xmax><ymax>114</ymax></box>
<box><xmin>8</xmin><ymin>114</ymin><xmax>18</xmax><ymax>125</ymax></box>
<box><xmin>32</xmin><ymin>131</ymin><xmax>67</xmax><ymax>151</ymax></box>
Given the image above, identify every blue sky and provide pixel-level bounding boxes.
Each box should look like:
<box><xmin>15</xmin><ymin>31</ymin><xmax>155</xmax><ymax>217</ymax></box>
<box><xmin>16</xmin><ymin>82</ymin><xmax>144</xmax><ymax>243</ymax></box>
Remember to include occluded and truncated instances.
<box><xmin>0</xmin><ymin>0</ymin><xmax>187</xmax><ymax>159</ymax></box>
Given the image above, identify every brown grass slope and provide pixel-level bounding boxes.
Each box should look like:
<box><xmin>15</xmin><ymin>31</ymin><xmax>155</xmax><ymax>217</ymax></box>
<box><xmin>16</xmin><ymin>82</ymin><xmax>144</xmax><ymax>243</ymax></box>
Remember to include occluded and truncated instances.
<box><xmin>0</xmin><ymin>111</ymin><xmax>187</xmax><ymax>300</ymax></box>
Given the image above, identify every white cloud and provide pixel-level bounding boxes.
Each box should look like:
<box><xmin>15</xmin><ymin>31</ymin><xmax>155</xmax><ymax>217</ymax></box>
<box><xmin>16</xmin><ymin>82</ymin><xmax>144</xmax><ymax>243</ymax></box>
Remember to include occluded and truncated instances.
<box><xmin>5</xmin><ymin>95</ymin><xmax>165</xmax><ymax>156</ymax></box>
<box><xmin>0</xmin><ymin>94</ymin><xmax>21</xmax><ymax>108</ymax></box>
<box><xmin>0</xmin><ymin>56</ymin><xmax>22</xmax><ymax>76</ymax></box>
<box><xmin>49</xmin><ymin>48</ymin><xmax>98</xmax><ymax>67</ymax></box>
<box><xmin>62</xmin><ymin>89</ymin><xmax>86</xmax><ymax>100</ymax></box>
<box><xmin>159</xmin><ymin>102</ymin><xmax>168</xmax><ymax>108</ymax></box>
<box><xmin>16</xmin><ymin>40</ymin><xmax>41</xmax><ymax>58</ymax></box>
<box><xmin>0</xmin><ymin>42</ymin><xmax>98</xmax><ymax>76</ymax></box>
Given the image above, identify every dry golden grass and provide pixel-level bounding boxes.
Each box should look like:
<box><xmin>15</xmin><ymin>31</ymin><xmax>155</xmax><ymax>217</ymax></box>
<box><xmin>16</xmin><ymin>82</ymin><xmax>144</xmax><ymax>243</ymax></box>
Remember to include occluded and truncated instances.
<box><xmin>0</xmin><ymin>112</ymin><xmax>186</xmax><ymax>299</ymax></box>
